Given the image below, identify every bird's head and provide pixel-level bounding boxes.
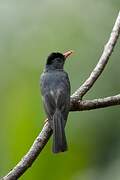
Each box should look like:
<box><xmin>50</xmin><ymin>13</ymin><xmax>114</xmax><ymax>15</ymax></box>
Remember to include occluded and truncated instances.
<box><xmin>46</xmin><ymin>50</ymin><xmax>73</xmax><ymax>70</ymax></box>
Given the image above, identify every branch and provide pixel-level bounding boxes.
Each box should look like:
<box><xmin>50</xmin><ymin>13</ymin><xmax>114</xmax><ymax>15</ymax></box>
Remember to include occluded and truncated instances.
<box><xmin>1</xmin><ymin>11</ymin><xmax>120</xmax><ymax>180</ymax></box>
<box><xmin>70</xmin><ymin>94</ymin><xmax>120</xmax><ymax>111</ymax></box>
<box><xmin>1</xmin><ymin>123</ymin><xmax>52</xmax><ymax>180</ymax></box>
<box><xmin>71</xmin><ymin>11</ymin><xmax>120</xmax><ymax>100</ymax></box>
<box><xmin>2</xmin><ymin>95</ymin><xmax>120</xmax><ymax>180</ymax></box>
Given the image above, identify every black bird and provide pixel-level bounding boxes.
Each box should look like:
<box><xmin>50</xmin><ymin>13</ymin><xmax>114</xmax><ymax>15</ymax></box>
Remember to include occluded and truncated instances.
<box><xmin>40</xmin><ymin>50</ymin><xmax>73</xmax><ymax>153</ymax></box>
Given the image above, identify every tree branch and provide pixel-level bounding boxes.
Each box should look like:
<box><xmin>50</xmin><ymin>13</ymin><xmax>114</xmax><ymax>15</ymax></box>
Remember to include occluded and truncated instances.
<box><xmin>1</xmin><ymin>11</ymin><xmax>120</xmax><ymax>180</ymax></box>
<box><xmin>70</xmin><ymin>94</ymin><xmax>120</xmax><ymax>111</ymax></box>
<box><xmin>1</xmin><ymin>123</ymin><xmax>52</xmax><ymax>180</ymax></box>
<box><xmin>71</xmin><ymin>11</ymin><xmax>120</xmax><ymax>100</ymax></box>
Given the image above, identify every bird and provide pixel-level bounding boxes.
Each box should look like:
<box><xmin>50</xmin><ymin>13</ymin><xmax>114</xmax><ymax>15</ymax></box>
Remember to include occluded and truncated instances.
<box><xmin>40</xmin><ymin>50</ymin><xmax>73</xmax><ymax>153</ymax></box>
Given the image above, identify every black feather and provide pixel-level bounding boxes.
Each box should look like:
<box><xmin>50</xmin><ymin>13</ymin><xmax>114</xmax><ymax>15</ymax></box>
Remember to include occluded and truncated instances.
<box><xmin>52</xmin><ymin>109</ymin><xmax>67</xmax><ymax>153</ymax></box>
<box><xmin>40</xmin><ymin>52</ymin><xmax>70</xmax><ymax>153</ymax></box>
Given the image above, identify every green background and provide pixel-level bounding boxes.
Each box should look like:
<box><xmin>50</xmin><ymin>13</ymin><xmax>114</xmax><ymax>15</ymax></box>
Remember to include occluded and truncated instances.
<box><xmin>0</xmin><ymin>0</ymin><xmax>120</xmax><ymax>179</ymax></box>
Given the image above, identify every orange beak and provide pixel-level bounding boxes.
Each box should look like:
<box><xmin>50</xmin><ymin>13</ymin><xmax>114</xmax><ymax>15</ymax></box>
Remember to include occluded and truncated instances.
<box><xmin>63</xmin><ymin>50</ymin><xmax>74</xmax><ymax>59</ymax></box>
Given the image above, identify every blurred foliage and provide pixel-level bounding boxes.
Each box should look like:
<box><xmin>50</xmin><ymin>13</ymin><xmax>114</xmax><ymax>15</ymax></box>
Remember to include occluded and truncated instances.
<box><xmin>0</xmin><ymin>0</ymin><xmax>120</xmax><ymax>179</ymax></box>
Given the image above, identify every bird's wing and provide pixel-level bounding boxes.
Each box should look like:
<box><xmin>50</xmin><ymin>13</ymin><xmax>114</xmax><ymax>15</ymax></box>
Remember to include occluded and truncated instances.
<box><xmin>40</xmin><ymin>71</ymin><xmax>70</xmax><ymax>121</ymax></box>
<box><xmin>40</xmin><ymin>73</ymin><xmax>55</xmax><ymax>119</ymax></box>
<box><xmin>54</xmin><ymin>72</ymin><xmax>70</xmax><ymax>122</ymax></box>
<box><xmin>42</xmin><ymin>93</ymin><xmax>56</xmax><ymax>120</ymax></box>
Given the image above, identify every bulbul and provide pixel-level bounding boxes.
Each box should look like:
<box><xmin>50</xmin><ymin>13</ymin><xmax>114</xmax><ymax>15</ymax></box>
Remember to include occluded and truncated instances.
<box><xmin>40</xmin><ymin>50</ymin><xmax>73</xmax><ymax>153</ymax></box>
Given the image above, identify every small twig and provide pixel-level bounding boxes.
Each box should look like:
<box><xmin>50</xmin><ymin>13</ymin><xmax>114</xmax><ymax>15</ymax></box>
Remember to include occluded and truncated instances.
<box><xmin>1</xmin><ymin>11</ymin><xmax>120</xmax><ymax>180</ymax></box>
<box><xmin>70</xmin><ymin>94</ymin><xmax>120</xmax><ymax>111</ymax></box>
<box><xmin>72</xmin><ymin>11</ymin><xmax>120</xmax><ymax>100</ymax></box>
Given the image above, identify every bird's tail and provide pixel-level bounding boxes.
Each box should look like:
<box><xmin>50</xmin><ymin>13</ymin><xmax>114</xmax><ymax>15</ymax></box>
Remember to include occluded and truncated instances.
<box><xmin>52</xmin><ymin>109</ymin><xmax>67</xmax><ymax>153</ymax></box>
